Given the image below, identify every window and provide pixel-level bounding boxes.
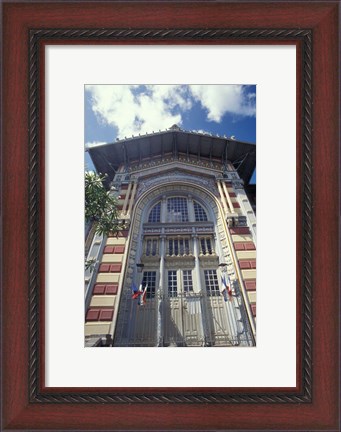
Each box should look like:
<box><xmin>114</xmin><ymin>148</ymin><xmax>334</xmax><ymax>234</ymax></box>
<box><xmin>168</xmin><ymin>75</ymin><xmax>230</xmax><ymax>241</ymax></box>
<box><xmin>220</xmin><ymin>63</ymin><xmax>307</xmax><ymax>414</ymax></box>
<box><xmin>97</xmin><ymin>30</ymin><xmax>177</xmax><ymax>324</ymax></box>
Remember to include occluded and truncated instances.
<box><xmin>145</xmin><ymin>238</ymin><xmax>158</xmax><ymax>256</ymax></box>
<box><xmin>167</xmin><ymin>197</ymin><xmax>188</xmax><ymax>222</ymax></box>
<box><xmin>142</xmin><ymin>271</ymin><xmax>157</xmax><ymax>298</ymax></box>
<box><xmin>148</xmin><ymin>202</ymin><xmax>161</xmax><ymax>222</ymax></box>
<box><xmin>182</xmin><ymin>270</ymin><xmax>193</xmax><ymax>292</ymax></box>
<box><xmin>204</xmin><ymin>270</ymin><xmax>220</xmax><ymax>296</ymax></box>
<box><xmin>167</xmin><ymin>237</ymin><xmax>190</xmax><ymax>256</ymax></box>
<box><xmin>194</xmin><ymin>201</ymin><xmax>208</xmax><ymax>221</ymax></box>
<box><xmin>200</xmin><ymin>237</ymin><xmax>213</xmax><ymax>255</ymax></box>
<box><xmin>168</xmin><ymin>271</ymin><xmax>177</xmax><ymax>297</ymax></box>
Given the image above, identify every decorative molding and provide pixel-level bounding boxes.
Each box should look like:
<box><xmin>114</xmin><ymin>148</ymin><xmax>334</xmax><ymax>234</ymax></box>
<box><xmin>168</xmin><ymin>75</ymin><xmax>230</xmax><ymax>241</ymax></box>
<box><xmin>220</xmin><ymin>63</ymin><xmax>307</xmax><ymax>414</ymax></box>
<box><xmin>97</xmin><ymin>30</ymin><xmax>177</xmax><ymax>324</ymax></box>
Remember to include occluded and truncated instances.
<box><xmin>29</xmin><ymin>28</ymin><xmax>312</xmax><ymax>404</ymax></box>
<box><xmin>136</xmin><ymin>169</ymin><xmax>217</xmax><ymax>200</ymax></box>
<box><xmin>144</xmin><ymin>228</ymin><xmax>162</xmax><ymax>234</ymax></box>
<box><xmin>301</xmin><ymin>30</ymin><xmax>313</xmax><ymax>404</ymax></box>
<box><xmin>141</xmin><ymin>255</ymin><xmax>161</xmax><ymax>264</ymax></box>
<box><xmin>165</xmin><ymin>227</ymin><xmax>192</xmax><ymax>234</ymax></box>
<box><xmin>196</xmin><ymin>226</ymin><xmax>215</xmax><ymax>233</ymax></box>
<box><xmin>198</xmin><ymin>256</ymin><xmax>220</xmax><ymax>266</ymax></box>
<box><xmin>130</xmin><ymin>155</ymin><xmax>222</xmax><ymax>174</ymax></box>
<box><xmin>144</xmin><ymin>224</ymin><xmax>214</xmax><ymax>235</ymax></box>
<box><xmin>165</xmin><ymin>258</ymin><xmax>196</xmax><ymax>268</ymax></box>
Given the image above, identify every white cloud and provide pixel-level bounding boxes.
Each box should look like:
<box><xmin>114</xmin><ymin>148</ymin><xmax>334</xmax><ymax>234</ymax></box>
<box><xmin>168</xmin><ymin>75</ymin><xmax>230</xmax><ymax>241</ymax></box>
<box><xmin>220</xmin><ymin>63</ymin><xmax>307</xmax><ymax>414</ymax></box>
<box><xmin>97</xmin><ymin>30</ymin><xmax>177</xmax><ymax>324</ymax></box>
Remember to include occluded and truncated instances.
<box><xmin>189</xmin><ymin>85</ymin><xmax>256</xmax><ymax>122</ymax></box>
<box><xmin>85</xmin><ymin>85</ymin><xmax>255</xmax><ymax>139</ymax></box>
<box><xmin>86</xmin><ymin>85</ymin><xmax>189</xmax><ymax>139</ymax></box>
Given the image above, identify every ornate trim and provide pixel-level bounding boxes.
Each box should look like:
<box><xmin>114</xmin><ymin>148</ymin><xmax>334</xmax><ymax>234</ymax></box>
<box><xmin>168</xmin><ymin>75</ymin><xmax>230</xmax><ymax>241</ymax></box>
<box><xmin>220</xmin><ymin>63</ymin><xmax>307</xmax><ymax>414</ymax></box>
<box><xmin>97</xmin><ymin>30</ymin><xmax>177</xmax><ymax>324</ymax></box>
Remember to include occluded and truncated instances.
<box><xmin>136</xmin><ymin>168</ymin><xmax>217</xmax><ymax>201</ymax></box>
<box><xmin>130</xmin><ymin>155</ymin><xmax>223</xmax><ymax>174</ymax></box>
<box><xmin>301</xmin><ymin>30</ymin><xmax>313</xmax><ymax>403</ymax></box>
<box><xmin>29</xmin><ymin>28</ymin><xmax>312</xmax><ymax>403</ymax></box>
<box><xmin>29</xmin><ymin>28</ymin><xmax>40</xmax><ymax>403</ymax></box>
<box><xmin>29</xmin><ymin>27</ymin><xmax>311</xmax><ymax>40</ymax></box>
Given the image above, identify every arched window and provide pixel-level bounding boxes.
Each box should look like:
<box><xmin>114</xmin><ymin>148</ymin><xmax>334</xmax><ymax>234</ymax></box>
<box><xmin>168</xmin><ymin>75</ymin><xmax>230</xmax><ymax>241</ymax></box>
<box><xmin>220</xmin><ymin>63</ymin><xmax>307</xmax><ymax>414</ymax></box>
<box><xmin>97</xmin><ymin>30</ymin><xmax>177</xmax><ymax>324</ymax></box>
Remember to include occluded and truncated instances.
<box><xmin>167</xmin><ymin>197</ymin><xmax>188</xmax><ymax>222</ymax></box>
<box><xmin>148</xmin><ymin>202</ymin><xmax>161</xmax><ymax>222</ymax></box>
<box><xmin>147</xmin><ymin>197</ymin><xmax>210</xmax><ymax>224</ymax></box>
<box><xmin>193</xmin><ymin>201</ymin><xmax>208</xmax><ymax>221</ymax></box>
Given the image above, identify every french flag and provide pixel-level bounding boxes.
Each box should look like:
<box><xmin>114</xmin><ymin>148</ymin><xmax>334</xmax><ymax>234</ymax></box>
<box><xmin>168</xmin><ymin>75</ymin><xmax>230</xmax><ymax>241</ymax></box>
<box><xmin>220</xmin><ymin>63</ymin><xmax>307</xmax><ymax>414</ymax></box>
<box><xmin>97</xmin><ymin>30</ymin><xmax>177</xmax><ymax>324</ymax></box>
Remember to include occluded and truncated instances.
<box><xmin>131</xmin><ymin>283</ymin><xmax>142</xmax><ymax>299</ymax></box>
<box><xmin>221</xmin><ymin>274</ymin><xmax>232</xmax><ymax>301</ymax></box>
<box><xmin>138</xmin><ymin>285</ymin><xmax>148</xmax><ymax>306</ymax></box>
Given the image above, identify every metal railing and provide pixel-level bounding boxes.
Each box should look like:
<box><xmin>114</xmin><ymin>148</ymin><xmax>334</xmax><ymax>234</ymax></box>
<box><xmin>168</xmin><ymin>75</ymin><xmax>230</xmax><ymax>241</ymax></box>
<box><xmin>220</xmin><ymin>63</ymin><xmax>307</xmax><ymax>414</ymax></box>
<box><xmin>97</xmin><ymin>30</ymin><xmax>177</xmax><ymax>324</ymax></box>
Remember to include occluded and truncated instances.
<box><xmin>113</xmin><ymin>288</ymin><xmax>254</xmax><ymax>347</ymax></box>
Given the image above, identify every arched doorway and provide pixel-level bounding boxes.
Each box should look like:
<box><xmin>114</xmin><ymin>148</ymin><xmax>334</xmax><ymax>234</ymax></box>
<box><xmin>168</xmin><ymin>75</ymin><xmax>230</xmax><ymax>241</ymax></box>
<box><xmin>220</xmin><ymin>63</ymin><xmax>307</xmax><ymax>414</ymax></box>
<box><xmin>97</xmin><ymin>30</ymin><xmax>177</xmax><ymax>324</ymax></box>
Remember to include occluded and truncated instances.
<box><xmin>113</xmin><ymin>183</ymin><xmax>244</xmax><ymax>347</ymax></box>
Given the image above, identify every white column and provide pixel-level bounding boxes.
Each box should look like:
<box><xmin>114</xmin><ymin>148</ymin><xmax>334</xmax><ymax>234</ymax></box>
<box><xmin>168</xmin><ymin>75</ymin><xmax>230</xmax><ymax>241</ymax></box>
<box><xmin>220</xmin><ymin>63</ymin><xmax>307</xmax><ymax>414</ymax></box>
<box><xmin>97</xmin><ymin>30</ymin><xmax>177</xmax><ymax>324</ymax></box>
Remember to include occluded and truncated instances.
<box><xmin>192</xmin><ymin>232</ymin><xmax>207</xmax><ymax>346</ymax></box>
<box><xmin>161</xmin><ymin>195</ymin><xmax>167</xmax><ymax>223</ymax></box>
<box><xmin>187</xmin><ymin>194</ymin><xmax>195</xmax><ymax>222</ymax></box>
<box><xmin>222</xmin><ymin>181</ymin><xmax>235</xmax><ymax>214</ymax></box>
<box><xmin>192</xmin><ymin>234</ymin><xmax>202</xmax><ymax>292</ymax></box>
<box><xmin>156</xmin><ymin>233</ymin><xmax>165</xmax><ymax>346</ymax></box>
<box><xmin>216</xmin><ymin>181</ymin><xmax>229</xmax><ymax>214</ymax></box>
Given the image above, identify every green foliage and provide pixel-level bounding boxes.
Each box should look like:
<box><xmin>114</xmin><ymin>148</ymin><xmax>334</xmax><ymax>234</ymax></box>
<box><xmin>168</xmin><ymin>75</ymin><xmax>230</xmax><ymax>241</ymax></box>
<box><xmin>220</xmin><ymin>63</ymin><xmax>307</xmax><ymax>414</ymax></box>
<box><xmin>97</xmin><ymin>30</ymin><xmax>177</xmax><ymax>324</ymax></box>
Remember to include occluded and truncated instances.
<box><xmin>85</xmin><ymin>257</ymin><xmax>97</xmax><ymax>271</ymax></box>
<box><xmin>85</xmin><ymin>171</ymin><xmax>121</xmax><ymax>237</ymax></box>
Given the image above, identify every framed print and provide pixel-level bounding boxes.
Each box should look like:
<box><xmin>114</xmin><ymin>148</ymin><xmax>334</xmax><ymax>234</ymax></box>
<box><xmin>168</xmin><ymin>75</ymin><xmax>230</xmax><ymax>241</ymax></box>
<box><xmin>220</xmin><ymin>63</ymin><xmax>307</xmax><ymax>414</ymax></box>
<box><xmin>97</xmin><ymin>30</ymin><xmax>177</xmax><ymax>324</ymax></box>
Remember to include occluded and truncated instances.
<box><xmin>47</xmin><ymin>50</ymin><xmax>293</xmax><ymax>389</ymax></box>
<box><xmin>1</xmin><ymin>1</ymin><xmax>339</xmax><ymax>431</ymax></box>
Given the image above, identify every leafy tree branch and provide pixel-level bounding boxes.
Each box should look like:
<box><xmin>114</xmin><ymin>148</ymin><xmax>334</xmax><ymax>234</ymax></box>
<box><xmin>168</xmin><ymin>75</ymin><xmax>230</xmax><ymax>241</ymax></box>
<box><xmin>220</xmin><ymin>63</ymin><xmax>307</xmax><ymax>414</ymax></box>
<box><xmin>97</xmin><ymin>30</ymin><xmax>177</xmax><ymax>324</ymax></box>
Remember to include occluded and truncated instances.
<box><xmin>85</xmin><ymin>171</ymin><xmax>121</xmax><ymax>237</ymax></box>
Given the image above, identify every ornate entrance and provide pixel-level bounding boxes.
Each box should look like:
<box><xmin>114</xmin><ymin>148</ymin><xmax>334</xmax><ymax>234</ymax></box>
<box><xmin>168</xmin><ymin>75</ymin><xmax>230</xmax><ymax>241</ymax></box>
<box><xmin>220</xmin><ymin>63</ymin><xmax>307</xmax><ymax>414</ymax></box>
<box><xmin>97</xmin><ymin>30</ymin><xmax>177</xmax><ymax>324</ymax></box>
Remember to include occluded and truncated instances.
<box><xmin>113</xmin><ymin>182</ymin><xmax>253</xmax><ymax>347</ymax></box>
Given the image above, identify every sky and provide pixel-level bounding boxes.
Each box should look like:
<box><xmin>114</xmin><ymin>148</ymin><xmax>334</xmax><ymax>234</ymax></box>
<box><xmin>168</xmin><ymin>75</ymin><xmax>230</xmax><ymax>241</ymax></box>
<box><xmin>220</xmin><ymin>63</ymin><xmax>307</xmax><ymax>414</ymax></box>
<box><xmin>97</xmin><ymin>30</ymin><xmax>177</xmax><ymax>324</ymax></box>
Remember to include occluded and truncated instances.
<box><xmin>85</xmin><ymin>85</ymin><xmax>256</xmax><ymax>183</ymax></box>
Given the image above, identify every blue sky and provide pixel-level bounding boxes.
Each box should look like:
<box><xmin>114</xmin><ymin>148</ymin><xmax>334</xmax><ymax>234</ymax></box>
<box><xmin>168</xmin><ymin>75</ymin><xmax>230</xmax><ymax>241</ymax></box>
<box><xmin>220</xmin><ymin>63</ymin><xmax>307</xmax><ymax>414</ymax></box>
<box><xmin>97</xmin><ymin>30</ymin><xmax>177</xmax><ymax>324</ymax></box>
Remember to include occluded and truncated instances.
<box><xmin>85</xmin><ymin>85</ymin><xmax>256</xmax><ymax>183</ymax></box>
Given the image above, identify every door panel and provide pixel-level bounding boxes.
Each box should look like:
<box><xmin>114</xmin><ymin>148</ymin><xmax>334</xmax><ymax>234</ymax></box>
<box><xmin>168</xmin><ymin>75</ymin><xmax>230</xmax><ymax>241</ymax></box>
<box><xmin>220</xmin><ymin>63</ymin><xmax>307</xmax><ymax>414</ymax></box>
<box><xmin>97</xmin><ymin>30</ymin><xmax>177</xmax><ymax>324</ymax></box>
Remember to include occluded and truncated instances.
<box><xmin>113</xmin><ymin>294</ymin><xmax>158</xmax><ymax>347</ymax></box>
<box><xmin>183</xmin><ymin>297</ymin><xmax>203</xmax><ymax>346</ymax></box>
<box><xmin>202</xmin><ymin>269</ymin><xmax>231</xmax><ymax>346</ymax></box>
<box><xmin>163</xmin><ymin>270</ymin><xmax>204</xmax><ymax>346</ymax></box>
<box><xmin>205</xmin><ymin>296</ymin><xmax>230</xmax><ymax>346</ymax></box>
<box><xmin>163</xmin><ymin>297</ymin><xmax>185</xmax><ymax>346</ymax></box>
<box><xmin>132</xmin><ymin>299</ymin><xmax>158</xmax><ymax>346</ymax></box>
<box><xmin>118</xmin><ymin>269</ymin><xmax>233</xmax><ymax>347</ymax></box>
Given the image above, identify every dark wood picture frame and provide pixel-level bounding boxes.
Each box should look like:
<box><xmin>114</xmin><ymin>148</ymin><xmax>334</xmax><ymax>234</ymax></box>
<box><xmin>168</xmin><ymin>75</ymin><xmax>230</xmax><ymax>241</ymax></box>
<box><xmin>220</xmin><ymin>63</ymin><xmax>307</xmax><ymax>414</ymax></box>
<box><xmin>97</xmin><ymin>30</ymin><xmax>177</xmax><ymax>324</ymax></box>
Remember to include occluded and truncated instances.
<box><xmin>2</xmin><ymin>1</ymin><xmax>339</xmax><ymax>430</ymax></box>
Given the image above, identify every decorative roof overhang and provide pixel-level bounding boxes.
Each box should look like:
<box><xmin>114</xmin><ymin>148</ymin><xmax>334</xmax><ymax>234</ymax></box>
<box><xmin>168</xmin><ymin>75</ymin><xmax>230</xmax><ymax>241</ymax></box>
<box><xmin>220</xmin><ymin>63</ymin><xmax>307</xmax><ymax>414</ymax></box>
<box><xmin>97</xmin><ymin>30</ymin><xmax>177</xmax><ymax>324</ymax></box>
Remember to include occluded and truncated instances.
<box><xmin>88</xmin><ymin>129</ymin><xmax>256</xmax><ymax>185</ymax></box>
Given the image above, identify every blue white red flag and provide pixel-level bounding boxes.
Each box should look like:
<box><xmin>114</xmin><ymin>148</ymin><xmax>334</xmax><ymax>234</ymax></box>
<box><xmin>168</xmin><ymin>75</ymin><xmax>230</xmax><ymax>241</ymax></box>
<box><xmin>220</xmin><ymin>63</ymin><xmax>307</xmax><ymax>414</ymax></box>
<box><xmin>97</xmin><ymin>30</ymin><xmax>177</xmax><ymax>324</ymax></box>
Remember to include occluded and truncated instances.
<box><xmin>221</xmin><ymin>287</ymin><xmax>228</xmax><ymax>302</ymax></box>
<box><xmin>131</xmin><ymin>283</ymin><xmax>142</xmax><ymax>299</ymax></box>
<box><xmin>221</xmin><ymin>274</ymin><xmax>233</xmax><ymax>301</ymax></box>
<box><xmin>138</xmin><ymin>285</ymin><xmax>148</xmax><ymax>306</ymax></box>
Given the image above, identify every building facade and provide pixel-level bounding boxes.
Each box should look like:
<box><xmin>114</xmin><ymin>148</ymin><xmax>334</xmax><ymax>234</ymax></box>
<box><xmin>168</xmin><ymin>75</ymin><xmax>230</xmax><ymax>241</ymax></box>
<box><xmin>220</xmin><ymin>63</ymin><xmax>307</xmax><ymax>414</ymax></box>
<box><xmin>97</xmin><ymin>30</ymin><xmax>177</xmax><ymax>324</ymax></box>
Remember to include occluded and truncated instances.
<box><xmin>85</xmin><ymin>125</ymin><xmax>256</xmax><ymax>347</ymax></box>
